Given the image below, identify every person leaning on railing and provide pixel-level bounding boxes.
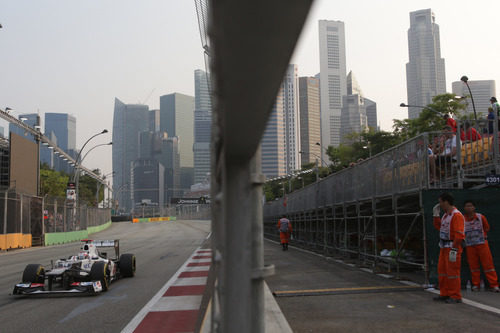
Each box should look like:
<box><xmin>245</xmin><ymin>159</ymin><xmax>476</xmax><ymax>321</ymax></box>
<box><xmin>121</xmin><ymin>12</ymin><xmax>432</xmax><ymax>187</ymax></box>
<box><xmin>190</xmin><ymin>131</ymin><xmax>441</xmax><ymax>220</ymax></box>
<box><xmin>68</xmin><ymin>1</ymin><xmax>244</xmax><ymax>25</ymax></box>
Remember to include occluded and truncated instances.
<box><xmin>487</xmin><ymin>107</ymin><xmax>495</xmax><ymax>136</ymax></box>
<box><xmin>429</xmin><ymin>126</ymin><xmax>457</xmax><ymax>182</ymax></box>
<box><xmin>460</xmin><ymin>121</ymin><xmax>482</xmax><ymax>142</ymax></box>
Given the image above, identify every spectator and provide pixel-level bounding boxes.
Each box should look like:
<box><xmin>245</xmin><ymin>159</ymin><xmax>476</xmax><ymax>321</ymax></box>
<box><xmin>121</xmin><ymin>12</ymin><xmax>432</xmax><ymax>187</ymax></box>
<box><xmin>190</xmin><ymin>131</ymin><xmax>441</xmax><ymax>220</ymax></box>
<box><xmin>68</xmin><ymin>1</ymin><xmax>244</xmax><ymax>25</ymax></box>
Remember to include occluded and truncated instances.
<box><xmin>460</xmin><ymin>121</ymin><xmax>482</xmax><ymax>142</ymax></box>
<box><xmin>429</xmin><ymin>126</ymin><xmax>457</xmax><ymax>182</ymax></box>
<box><xmin>487</xmin><ymin>107</ymin><xmax>495</xmax><ymax>135</ymax></box>
<box><xmin>444</xmin><ymin>114</ymin><xmax>457</xmax><ymax>133</ymax></box>
<box><xmin>491</xmin><ymin>97</ymin><xmax>500</xmax><ymax>130</ymax></box>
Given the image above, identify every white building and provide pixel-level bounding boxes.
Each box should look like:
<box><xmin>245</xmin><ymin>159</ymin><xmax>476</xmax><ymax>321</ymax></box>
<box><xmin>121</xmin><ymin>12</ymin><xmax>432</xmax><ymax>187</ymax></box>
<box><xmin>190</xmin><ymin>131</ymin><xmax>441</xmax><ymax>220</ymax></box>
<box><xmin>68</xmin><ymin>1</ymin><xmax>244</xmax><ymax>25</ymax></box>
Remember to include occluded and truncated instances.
<box><xmin>318</xmin><ymin>20</ymin><xmax>347</xmax><ymax>161</ymax></box>
<box><xmin>452</xmin><ymin>80</ymin><xmax>496</xmax><ymax>117</ymax></box>
<box><xmin>406</xmin><ymin>9</ymin><xmax>446</xmax><ymax>119</ymax></box>
<box><xmin>193</xmin><ymin>69</ymin><xmax>212</xmax><ymax>184</ymax></box>
<box><xmin>282</xmin><ymin>64</ymin><xmax>301</xmax><ymax>173</ymax></box>
<box><xmin>261</xmin><ymin>87</ymin><xmax>286</xmax><ymax>179</ymax></box>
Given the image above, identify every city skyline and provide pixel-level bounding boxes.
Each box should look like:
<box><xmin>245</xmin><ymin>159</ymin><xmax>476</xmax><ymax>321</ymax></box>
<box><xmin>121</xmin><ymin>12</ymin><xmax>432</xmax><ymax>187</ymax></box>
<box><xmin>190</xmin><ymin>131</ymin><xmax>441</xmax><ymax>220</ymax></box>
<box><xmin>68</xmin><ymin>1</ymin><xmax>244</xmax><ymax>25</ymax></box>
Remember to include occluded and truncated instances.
<box><xmin>1</xmin><ymin>1</ymin><xmax>499</xmax><ymax>176</ymax></box>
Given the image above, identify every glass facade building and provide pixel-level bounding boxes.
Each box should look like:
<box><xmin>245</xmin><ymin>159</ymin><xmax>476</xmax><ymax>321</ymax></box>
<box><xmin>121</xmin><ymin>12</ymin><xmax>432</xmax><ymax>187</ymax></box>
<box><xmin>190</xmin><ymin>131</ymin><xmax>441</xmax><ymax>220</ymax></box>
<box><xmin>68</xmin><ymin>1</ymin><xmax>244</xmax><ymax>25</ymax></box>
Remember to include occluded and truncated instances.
<box><xmin>193</xmin><ymin>69</ymin><xmax>212</xmax><ymax>183</ymax></box>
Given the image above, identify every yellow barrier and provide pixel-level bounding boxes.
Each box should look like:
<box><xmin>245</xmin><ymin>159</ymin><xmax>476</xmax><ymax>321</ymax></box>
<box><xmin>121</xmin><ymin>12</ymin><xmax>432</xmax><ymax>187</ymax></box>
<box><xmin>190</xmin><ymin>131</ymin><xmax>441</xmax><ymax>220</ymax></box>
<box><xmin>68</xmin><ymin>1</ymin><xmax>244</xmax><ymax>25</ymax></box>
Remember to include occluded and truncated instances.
<box><xmin>461</xmin><ymin>137</ymin><xmax>492</xmax><ymax>165</ymax></box>
<box><xmin>0</xmin><ymin>233</ymin><xmax>32</xmax><ymax>250</ymax></box>
<box><xmin>132</xmin><ymin>217</ymin><xmax>173</xmax><ymax>223</ymax></box>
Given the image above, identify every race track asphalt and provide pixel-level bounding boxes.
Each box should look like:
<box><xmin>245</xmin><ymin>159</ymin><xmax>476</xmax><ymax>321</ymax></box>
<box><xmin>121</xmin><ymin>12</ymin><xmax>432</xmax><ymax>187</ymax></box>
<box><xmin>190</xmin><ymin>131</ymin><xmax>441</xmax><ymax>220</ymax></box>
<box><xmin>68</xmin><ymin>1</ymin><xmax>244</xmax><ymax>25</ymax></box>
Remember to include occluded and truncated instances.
<box><xmin>0</xmin><ymin>220</ymin><xmax>210</xmax><ymax>333</ymax></box>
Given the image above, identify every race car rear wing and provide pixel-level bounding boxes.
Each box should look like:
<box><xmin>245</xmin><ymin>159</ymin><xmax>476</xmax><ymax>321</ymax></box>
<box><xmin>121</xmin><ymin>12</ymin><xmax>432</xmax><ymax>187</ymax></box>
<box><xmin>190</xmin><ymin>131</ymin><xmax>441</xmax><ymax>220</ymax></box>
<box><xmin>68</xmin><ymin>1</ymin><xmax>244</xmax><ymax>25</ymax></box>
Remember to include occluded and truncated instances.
<box><xmin>81</xmin><ymin>239</ymin><xmax>120</xmax><ymax>258</ymax></box>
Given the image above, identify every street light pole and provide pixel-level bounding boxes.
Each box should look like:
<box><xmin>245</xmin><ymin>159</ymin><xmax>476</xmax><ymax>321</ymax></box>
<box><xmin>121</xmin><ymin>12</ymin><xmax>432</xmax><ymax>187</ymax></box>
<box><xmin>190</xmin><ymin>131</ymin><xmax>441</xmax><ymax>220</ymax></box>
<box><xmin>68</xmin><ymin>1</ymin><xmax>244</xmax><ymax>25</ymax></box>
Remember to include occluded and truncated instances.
<box><xmin>461</xmin><ymin>76</ymin><xmax>478</xmax><ymax>121</ymax></box>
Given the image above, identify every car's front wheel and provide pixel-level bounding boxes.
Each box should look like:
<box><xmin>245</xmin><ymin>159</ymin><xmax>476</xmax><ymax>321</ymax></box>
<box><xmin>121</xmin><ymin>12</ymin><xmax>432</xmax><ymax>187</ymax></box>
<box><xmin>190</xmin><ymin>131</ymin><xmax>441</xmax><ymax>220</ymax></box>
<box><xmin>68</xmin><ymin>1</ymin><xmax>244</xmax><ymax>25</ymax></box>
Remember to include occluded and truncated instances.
<box><xmin>22</xmin><ymin>264</ymin><xmax>45</xmax><ymax>283</ymax></box>
<box><xmin>90</xmin><ymin>262</ymin><xmax>109</xmax><ymax>291</ymax></box>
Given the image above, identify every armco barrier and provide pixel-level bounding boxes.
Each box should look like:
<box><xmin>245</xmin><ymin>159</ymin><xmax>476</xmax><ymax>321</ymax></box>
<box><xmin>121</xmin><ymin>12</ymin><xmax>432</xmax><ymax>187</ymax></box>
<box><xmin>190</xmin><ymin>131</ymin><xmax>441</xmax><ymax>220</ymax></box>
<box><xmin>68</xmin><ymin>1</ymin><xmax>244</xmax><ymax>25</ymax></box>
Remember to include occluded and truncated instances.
<box><xmin>132</xmin><ymin>216</ymin><xmax>176</xmax><ymax>223</ymax></box>
<box><xmin>44</xmin><ymin>221</ymin><xmax>112</xmax><ymax>246</ymax></box>
<box><xmin>0</xmin><ymin>233</ymin><xmax>31</xmax><ymax>250</ymax></box>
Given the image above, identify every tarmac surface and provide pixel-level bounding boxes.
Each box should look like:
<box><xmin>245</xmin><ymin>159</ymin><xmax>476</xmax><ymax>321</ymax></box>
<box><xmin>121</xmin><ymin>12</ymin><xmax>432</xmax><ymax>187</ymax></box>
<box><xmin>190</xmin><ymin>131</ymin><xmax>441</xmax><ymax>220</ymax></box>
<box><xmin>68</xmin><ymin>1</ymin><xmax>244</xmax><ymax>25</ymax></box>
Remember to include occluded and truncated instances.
<box><xmin>264</xmin><ymin>240</ymin><xmax>500</xmax><ymax>333</ymax></box>
<box><xmin>0</xmin><ymin>220</ymin><xmax>210</xmax><ymax>333</ymax></box>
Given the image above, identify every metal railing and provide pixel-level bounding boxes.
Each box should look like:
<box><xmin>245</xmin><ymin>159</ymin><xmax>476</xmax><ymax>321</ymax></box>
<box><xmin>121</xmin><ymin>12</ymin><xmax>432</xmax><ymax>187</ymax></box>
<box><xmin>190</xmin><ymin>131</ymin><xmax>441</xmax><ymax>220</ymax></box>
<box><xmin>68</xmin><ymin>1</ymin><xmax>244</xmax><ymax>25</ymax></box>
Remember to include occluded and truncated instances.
<box><xmin>263</xmin><ymin>119</ymin><xmax>500</xmax><ymax>280</ymax></box>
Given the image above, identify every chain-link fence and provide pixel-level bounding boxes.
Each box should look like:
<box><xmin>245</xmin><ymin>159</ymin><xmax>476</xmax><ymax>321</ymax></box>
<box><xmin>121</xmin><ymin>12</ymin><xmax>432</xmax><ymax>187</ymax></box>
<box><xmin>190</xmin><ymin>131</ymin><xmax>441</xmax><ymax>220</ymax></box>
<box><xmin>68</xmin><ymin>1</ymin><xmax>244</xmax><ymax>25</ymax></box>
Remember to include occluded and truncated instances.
<box><xmin>43</xmin><ymin>196</ymin><xmax>111</xmax><ymax>234</ymax></box>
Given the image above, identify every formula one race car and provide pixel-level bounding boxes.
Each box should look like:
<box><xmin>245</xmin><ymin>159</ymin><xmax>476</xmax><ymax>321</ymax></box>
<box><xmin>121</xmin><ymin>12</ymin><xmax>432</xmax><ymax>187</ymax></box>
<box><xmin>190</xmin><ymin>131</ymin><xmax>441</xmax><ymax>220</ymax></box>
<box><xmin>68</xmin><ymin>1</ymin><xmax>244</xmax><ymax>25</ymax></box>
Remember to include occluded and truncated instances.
<box><xmin>13</xmin><ymin>239</ymin><xmax>136</xmax><ymax>296</ymax></box>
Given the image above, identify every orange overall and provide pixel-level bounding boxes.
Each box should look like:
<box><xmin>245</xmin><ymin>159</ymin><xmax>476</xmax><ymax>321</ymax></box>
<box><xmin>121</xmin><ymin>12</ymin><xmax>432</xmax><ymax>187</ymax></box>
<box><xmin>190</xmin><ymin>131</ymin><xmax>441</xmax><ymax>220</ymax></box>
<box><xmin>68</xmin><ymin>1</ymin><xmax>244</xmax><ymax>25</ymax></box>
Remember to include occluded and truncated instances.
<box><xmin>277</xmin><ymin>218</ymin><xmax>292</xmax><ymax>244</ymax></box>
<box><xmin>434</xmin><ymin>208</ymin><xmax>465</xmax><ymax>300</ymax></box>
<box><xmin>465</xmin><ymin>213</ymin><xmax>499</xmax><ymax>288</ymax></box>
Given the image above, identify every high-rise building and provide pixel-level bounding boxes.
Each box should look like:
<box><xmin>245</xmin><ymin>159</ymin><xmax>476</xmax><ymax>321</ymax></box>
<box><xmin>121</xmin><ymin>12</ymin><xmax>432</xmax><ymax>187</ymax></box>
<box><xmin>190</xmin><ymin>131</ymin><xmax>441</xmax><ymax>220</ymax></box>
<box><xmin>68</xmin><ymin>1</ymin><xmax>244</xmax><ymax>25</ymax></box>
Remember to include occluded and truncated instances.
<box><xmin>341</xmin><ymin>72</ymin><xmax>368</xmax><ymax>142</ymax></box>
<box><xmin>452</xmin><ymin>80</ymin><xmax>496</xmax><ymax>117</ymax></box>
<box><xmin>112</xmin><ymin>98</ymin><xmax>149</xmax><ymax>213</ymax></box>
<box><xmin>340</xmin><ymin>94</ymin><xmax>367</xmax><ymax>143</ymax></box>
<box><xmin>299</xmin><ymin>76</ymin><xmax>321</xmax><ymax>166</ymax></box>
<box><xmin>44</xmin><ymin>113</ymin><xmax>77</xmax><ymax>173</ymax></box>
<box><xmin>131</xmin><ymin>159</ymin><xmax>165</xmax><ymax>208</ymax></box>
<box><xmin>364</xmin><ymin>98</ymin><xmax>378</xmax><ymax>131</ymax></box>
<box><xmin>159</xmin><ymin>93</ymin><xmax>195</xmax><ymax>168</ymax></box>
<box><xmin>406</xmin><ymin>9</ymin><xmax>446</xmax><ymax>119</ymax></box>
<box><xmin>9</xmin><ymin>114</ymin><xmax>39</xmax><ymax>142</ymax></box>
<box><xmin>149</xmin><ymin>109</ymin><xmax>160</xmax><ymax>132</ymax></box>
<box><xmin>261</xmin><ymin>87</ymin><xmax>286</xmax><ymax>179</ymax></box>
<box><xmin>193</xmin><ymin>69</ymin><xmax>212</xmax><ymax>183</ymax></box>
<box><xmin>282</xmin><ymin>64</ymin><xmax>301</xmax><ymax>173</ymax></box>
<box><xmin>318</xmin><ymin>20</ymin><xmax>347</xmax><ymax>157</ymax></box>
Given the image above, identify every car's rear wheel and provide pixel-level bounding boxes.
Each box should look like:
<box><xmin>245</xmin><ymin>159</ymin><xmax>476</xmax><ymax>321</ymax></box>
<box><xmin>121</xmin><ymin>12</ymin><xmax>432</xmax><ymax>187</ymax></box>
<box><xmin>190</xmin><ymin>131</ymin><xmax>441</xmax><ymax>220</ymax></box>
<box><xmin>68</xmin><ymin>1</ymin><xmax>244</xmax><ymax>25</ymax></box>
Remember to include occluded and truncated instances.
<box><xmin>90</xmin><ymin>262</ymin><xmax>109</xmax><ymax>291</ymax></box>
<box><xmin>119</xmin><ymin>254</ymin><xmax>136</xmax><ymax>277</ymax></box>
<box><xmin>22</xmin><ymin>264</ymin><xmax>45</xmax><ymax>283</ymax></box>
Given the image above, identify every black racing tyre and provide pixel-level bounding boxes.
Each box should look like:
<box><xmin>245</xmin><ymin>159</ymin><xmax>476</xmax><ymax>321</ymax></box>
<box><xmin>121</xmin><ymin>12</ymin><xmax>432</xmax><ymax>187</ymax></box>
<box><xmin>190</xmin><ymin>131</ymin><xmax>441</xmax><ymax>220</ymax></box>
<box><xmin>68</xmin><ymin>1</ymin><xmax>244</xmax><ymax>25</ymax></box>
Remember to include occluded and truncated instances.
<box><xmin>22</xmin><ymin>264</ymin><xmax>45</xmax><ymax>283</ymax></box>
<box><xmin>90</xmin><ymin>261</ymin><xmax>109</xmax><ymax>291</ymax></box>
<box><xmin>119</xmin><ymin>254</ymin><xmax>136</xmax><ymax>278</ymax></box>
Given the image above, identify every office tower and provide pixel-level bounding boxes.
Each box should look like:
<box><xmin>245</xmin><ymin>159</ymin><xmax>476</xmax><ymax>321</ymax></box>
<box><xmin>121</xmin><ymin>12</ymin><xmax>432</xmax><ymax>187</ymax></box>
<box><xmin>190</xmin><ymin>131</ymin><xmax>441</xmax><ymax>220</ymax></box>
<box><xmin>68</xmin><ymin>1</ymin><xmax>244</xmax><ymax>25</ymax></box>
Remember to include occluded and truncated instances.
<box><xmin>282</xmin><ymin>64</ymin><xmax>301</xmax><ymax>173</ymax></box>
<box><xmin>452</xmin><ymin>80</ymin><xmax>496</xmax><ymax>116</ymax></box>
<box><xmin>261</xmin><ymin>87</ymin><xmax>286</xmax><ymax>179</ymax></box>
<box><xmin>318</xmin><ymin>20</ymin><xmax>347</xmax><ymax>157</ymax></box>
<box><xmin>160</xmin><ymin>135</ymin><xmax>181</xmax><ymax>201</ymax></box>
<box><xmin>193</xmin><ymin>69</ymin><xmax>212</xmax><ymax>183</ymax></box>
<box><xmin>112</xmin><ymin>98</ymin><xmax>149</xmax><ymax>213</ymax></box>
<box><xmin>9</xmin><ymin>114</ymin><xmax>39</xmax><ymax>142</ymax></box>
<box><xmin>340</xmin><ymin>94</ymin><xmax>367</xmax><ymax>143</ymax></box>
<box><xmin>149</xmin><ymin>109</ymin><xmax>160</xmax><ymax>132</ymax></box>
<box><xmin>131</xmin><ymin>159</ymin><xmax>165</xmax><ymax>208</ymax></box>
<box><xmin>341</xmin><ymin>71</ymin><xmax>368</xmax><ymax>142</ymax></box>
<box><xmin>364</xmin><ymin>98</ymin><xmax>378</xmax><ymax>131</ymax></box>
<box><xmin>159</xmin><ymin>93</ymin><xmax>195</xmax><ymax>168</ymax></box>
<box><xmin>299</xmin><ymin>76</ymin><xmax>321</xmax><ymax>166</ymax></box>
<box><xmin>40</xmin><ymin>131</ymin><xmax>58</xmax><ymax>169</ymax></box>
<box><xmin>406</xmin><ymin>9</ymin><xmax>446</xmax><ymax>119</ymax></box>
<box><xmin>45</xmin><ymin>113</ymin><xmax>77</xmax><ymax>173</ymax></box>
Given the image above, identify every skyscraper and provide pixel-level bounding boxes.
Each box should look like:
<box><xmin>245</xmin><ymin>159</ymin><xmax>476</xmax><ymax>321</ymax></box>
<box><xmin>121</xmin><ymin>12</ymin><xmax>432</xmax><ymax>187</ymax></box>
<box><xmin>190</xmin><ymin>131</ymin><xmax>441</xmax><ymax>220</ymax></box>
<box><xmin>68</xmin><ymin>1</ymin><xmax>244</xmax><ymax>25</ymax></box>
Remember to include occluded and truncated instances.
<box><xmin>44</xmin><ymin>113</ymin><xmax>77</xmax><ymax>173</ymax></box>
<box><xmin>282</xmin><ymin>64</ymin><xmax>301</xmax><ymax>173</ymax></box>
<box><xmin>112</xmin><ymin>98</ymin><xmax>149</xmax><ymax>212</ymax></box>
<box><xmin>159</xmin><ymin>93</ymin><xmax>195</xmax><ymax>168</ymax></box>
<box><xmin>193</xmin><ymin>69</ymin><xmax>212</xmax><ymax>183</ymax></box>
<box><xmin>364</xmin><ymin>98</ymin><xmax>378</xmax><ymax>131</ymax></box>
<box><xmin>9</xmin><ymin>113</ymin><xmax>39</xmax><ymax>142</ymax></box>
<box><xmin>299</xmin><ymin>76</ymin><xmax>321</xmax><ymax>166</ymax></box>
<box><xmin>318</xmin><ymin>20</ymin><xmax>347</xmax><ymax>157</ymax></box>
<box><xmin>261</xmin><ymin>87</ymin><xmax>286</xmax><ymax>179</ymax></box>
<box><xmin>406</xmin><ymin>9</ymin><xmax>446</xmax><ymax>119</ymax></box>
<box><xmin>341</xmin><ymin>72</ymin><xmax>368</xmax><ymax>142</ymax></box>
<box><xmin>452</xmin><ymin>80</ymin><xmax>496</xmax><ymax>116</ymax></box>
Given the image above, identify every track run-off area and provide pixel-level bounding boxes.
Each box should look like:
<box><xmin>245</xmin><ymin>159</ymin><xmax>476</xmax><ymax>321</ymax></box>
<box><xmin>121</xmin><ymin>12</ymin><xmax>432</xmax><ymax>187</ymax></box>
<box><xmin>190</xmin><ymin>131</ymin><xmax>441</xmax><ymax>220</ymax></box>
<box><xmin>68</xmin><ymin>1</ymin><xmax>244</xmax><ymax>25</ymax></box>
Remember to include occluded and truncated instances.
<box><xmin>0</xmin><ymin>220</ymin><xmax>210</xmax><ymax>333</ymax></box>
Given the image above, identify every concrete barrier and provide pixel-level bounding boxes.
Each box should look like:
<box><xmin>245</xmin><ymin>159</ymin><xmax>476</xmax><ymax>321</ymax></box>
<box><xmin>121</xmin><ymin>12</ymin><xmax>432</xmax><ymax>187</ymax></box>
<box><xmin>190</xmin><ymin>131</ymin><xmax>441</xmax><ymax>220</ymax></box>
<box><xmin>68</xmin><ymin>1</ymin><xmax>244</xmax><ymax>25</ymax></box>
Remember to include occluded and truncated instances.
<box><xmin>132</xmin><ymin>216</ymin><xmax>176</xmax><ymax>223</ymax></box>
<box><xmin>44</xmin><ymin>221</ymin><xmax>112</xmax><ymax>246</ymax></box>
<box><xmin>0</xmin><ymin>233</ymin><xmax>32</xmax><ymax>250</ymax></box>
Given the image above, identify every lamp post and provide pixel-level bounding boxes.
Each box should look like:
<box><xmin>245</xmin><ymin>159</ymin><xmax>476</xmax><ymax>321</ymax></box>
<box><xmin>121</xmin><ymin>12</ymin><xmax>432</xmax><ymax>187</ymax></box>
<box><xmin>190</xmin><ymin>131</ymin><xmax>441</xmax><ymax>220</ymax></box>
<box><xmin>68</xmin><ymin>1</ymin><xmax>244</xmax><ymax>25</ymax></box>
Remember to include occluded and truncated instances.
<box><xmin>96</xmin><ymin>171</ymin><xmax>115</xmax><ymax>208</ymax></box>
<box><xmin>72</xmin><ymin>130</ymin><xmax>108</xmax><ymax>183</ymax></box>
<box><xmin>399</xmin><ymin>103</ymin><xmax>439</xmax><ymax>115</ymax></box>
<box><xmin>460</xmin><ymin>76</ymin><xmax>478</xmax><ymax>121</ymax></box>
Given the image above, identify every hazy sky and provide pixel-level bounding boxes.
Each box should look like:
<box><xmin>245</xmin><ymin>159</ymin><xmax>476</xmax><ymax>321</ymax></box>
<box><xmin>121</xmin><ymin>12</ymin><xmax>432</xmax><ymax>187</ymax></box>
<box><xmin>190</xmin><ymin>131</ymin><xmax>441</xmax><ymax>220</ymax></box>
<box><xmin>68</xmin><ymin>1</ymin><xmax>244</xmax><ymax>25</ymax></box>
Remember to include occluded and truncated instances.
<box><xmin>1</xmin><ymin>0</ymin><xmax>499</xmax><ymax>175</ymax></box>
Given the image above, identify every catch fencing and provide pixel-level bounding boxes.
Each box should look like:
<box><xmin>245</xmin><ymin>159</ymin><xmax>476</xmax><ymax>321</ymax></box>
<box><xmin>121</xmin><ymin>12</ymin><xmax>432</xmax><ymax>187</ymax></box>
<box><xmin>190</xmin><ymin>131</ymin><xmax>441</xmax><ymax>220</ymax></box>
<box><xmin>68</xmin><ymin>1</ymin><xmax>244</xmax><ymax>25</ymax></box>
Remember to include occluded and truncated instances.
<box><xmin>264</xmin><ymin>119</ymin><xmax>500</xmax><ymax>283</ymax></box>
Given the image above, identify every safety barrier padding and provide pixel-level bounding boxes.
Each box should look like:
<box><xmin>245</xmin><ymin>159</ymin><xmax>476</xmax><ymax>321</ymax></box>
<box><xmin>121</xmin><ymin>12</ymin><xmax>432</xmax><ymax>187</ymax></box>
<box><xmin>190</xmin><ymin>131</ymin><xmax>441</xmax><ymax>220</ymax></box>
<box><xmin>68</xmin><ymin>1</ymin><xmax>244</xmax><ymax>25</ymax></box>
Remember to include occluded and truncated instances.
<box><xmin>132</xmin><ymin>216</ymin><xmax>176</xmax><ymax>223</ymax></box>
<box><xmin>0</xmin><ymin>233</ymin><xmax>32</xmax><ymax>250</ymax></box>
<box><xmin>44</xmin><ymin>221</ymin><xmax>112</xmax><ymax>246</ymax></box>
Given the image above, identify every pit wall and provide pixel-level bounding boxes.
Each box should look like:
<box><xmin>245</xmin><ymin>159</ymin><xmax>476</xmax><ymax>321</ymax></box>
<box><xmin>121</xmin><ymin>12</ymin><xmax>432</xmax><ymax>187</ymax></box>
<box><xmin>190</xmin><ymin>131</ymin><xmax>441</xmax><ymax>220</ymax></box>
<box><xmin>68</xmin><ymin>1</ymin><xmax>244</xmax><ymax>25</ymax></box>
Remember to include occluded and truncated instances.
<box><xmin>44</xmin><ymin>221</ymin><xmax>112</xmax><ymax>246</ymax></box>
<box><xmin>132</xmin><ymin>216</ymin><xmax>177</xmax><ymax>223</ymax></box>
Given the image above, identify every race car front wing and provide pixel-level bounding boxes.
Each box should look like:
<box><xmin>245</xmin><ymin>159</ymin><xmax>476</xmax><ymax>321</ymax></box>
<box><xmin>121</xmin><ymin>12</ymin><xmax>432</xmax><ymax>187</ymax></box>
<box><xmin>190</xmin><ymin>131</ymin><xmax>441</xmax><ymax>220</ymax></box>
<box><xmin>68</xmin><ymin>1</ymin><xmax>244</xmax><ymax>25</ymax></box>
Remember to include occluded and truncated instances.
<box><xmin>12</xmin><ymin>281</ymin><xmax>103</xmax><ymax>296</ymax></box>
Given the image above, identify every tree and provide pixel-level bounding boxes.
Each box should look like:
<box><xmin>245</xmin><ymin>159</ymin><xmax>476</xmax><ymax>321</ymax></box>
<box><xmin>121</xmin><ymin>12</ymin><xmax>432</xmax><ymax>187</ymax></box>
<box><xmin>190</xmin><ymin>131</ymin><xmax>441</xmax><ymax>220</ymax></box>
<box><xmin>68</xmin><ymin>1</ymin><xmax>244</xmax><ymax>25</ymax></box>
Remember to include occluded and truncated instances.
<box><xmin>393</xmin><ymin>93</ymin><xmax>467</xmax><ymax>140</ymax></box>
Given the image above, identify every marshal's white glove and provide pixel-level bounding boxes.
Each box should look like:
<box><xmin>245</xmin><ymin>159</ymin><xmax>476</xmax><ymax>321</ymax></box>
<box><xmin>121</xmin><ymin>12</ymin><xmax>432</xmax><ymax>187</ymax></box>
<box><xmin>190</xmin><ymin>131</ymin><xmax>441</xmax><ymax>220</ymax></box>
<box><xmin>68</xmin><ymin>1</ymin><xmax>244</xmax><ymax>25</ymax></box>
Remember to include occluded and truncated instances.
<box><xmin>449</xmin><ymin>248</ymin><xmax>458</xmax><ymax>263</ymax></box>
<box><xmin>433</xmin><ymin>204</ymin><xmax>441</xmax><ymax>217</ymax></box>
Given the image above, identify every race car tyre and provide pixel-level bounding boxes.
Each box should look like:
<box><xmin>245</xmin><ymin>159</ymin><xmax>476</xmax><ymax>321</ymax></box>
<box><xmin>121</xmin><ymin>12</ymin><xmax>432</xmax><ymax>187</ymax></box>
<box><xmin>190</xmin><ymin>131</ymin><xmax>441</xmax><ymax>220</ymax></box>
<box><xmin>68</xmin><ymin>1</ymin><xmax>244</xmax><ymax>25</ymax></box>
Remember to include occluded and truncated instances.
<box><xmin>90</xmin><ymin>261</ymin><xmax>109</xmax><ymax>291</ymax></box>
<box><xmin>119</xmin><ymin>253</ymin><xmax>136</xmax><ymax>277</ymax></box>
<box><xmin>22</xmin><ymin>264</ymin><xmax>45</xmax><ymax>283</ymax></box>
